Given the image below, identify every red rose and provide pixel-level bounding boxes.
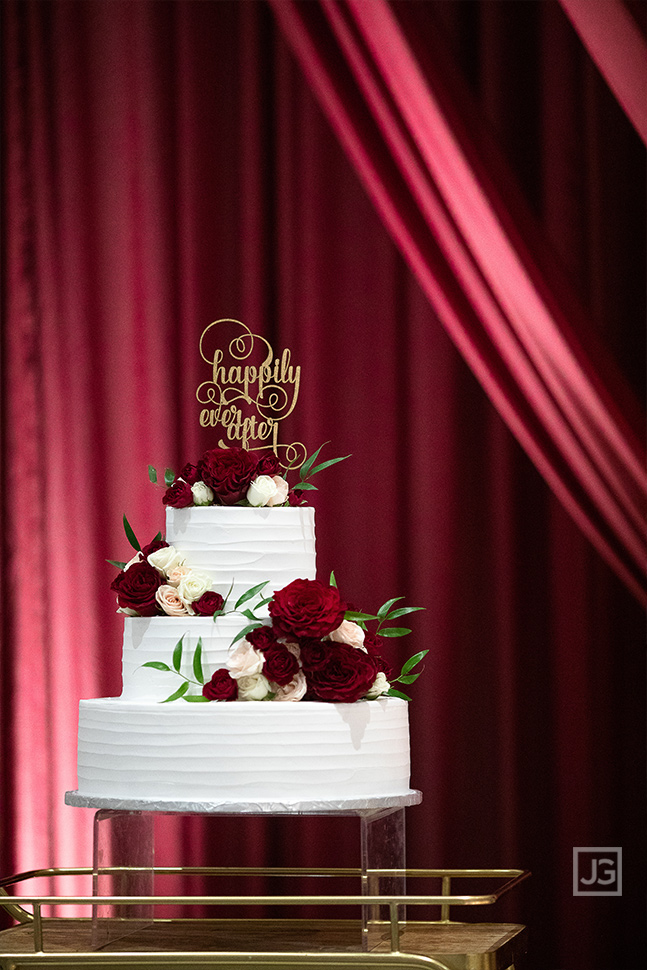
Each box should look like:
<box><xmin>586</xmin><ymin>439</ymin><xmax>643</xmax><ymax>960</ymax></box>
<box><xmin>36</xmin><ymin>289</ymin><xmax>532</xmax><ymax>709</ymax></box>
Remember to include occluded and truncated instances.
<box><xmin>192</xmin><ymin>591</ymin><xmax>225</xmax><ymax>616</ymax></box>
<box><xmin>246</xmin><ymin>625</ymin><xmax>280</xmax><ymax>652</ymax></box>
<box><xmin>140</xmin><ymin>538</ymin><xmax>169</xmax><ymax>559</ymax></box>
<box><xmin>287</xmin><ymin>489</ymin><xmax>304</xmax><ymax>506</ymax></box>
<box><xmin>269</xmin><ymin>579</ymin><xmax>347</xmax><ymax>639</ymax></box>
<box><xmin>202</xmin><ymin>668</ymin><xmax>238</xmax><ymax>701</ymax></box>
<box><xmin>110</xmin><ymin>561</ymin><xmax>163</xmax><ymax>616</ymax></box>
<box><xmin>179</xmin><ymin>462</ymin><xmax>199</xmax><ymax>485</ymax></box>
<box><xmin>163</xmin><ymin>479</ymin><xmax>194</xmax><ymax>508</ymax></box>
<box><xmin>197</xmin><ymin>447</ymin><xmax>257</xmax><ymax>504</ymax></box>
<box><xmin>363</xmin><ymin>630</ymin><xmax>392</xmax><ymax>677</ymax></box>
<box><xmin>255</xmin><ymin>453</ymin><xmax>282</xmax><ymax>477</ymax></box>
<box><xmin>307</xmin><ymin>641</ymin><xmax>378</xmax><ymax>703</ymax></box>
<box><xmin>262</xmin><ymin>643</ymin><xmax>301</xmax><ymax>686</ymax></box>
<box><xmin>299</xmin><ymin>639</ymin><xmax>329</xmax><ymax>671</ymax></box>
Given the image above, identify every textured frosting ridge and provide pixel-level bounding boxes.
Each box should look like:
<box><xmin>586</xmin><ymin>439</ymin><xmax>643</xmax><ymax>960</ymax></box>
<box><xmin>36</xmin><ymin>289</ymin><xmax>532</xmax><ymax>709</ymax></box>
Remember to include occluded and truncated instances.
<box><xmin>76</xmin><ymin>697</ymin><xmax>411</xmax><ymax>801</ymax></box>
<box><xmin>165</xmin><ymin>505</ymin><xmax>316</xmax><ymax>601</ymax></box>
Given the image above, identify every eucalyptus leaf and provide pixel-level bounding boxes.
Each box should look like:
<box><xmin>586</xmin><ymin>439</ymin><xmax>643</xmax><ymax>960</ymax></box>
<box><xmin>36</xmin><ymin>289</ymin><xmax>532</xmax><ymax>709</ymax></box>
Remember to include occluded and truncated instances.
<box><xmin>141</xmin><ymin>661</ymin><xmax>171</xmax><ymax>672</ymax></box>
<box><xmin>235</xmin><ymin>581</ymin><xmax>268</xmax><ymax>610</ymax></box>
<box><xmin>164</xmin><ymin>468</ymin><xmax>175</xmax><ymax>487</ymax></box>
<box><xmin>377</xmin><ymin>626</ymin><xmax>411</xmax><ymax>638</ymax></box>
<box><xmin>172</xmin><ymin>635</ymin><xmax>185</xmax><ymax>673</ymax></box>
<box><xmin>161</xmin><ymin>681</ymin><xmax>189</xmax><ymax>703</ymax></box>
<box><xmin>193</xmin><ymin>637</ymin><xmax>205</xmax><ymax>684</ymax></box>
<box><xmin>123</xmin><ymin>514</ymin><xmax>141</xmax><ymax>552</ymax></box>
<box><xmin>377</xmin><ymin>597</ymin><xmax>403</xmax><ymax>620</ymax></box>
<box><xmin>400</xmin><ymin>649</ymin><xmax>429</xmax><ymax>675</ymax></box>
<box><xmin>385</xmin><ymin>687</ymin><xmax>412</xmax><ymax>702</ymax></box>
<box><xmin>183</xmin><ymin>694</ymin><xmax>211</xmax><ymax>702</ymax></box>
<box><xmin>106</xmin><ymin>559</ymin><xmax>127</xmax><ymax>571</ymax></box>
<box><xmin>148</xmin><ymin>465</ymin><xmax>158</xmax><ymax>484</ymax></box>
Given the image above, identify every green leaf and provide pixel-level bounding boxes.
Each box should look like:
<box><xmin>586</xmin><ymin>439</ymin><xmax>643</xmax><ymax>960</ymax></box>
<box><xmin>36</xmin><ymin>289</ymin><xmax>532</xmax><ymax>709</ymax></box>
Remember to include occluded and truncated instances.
<box><xmin>183</xmin><ymin>694</ymin><xmax>211</xmax><ymax>702</ymax></box>
<box><xmin>240</xmin><ymin>608</ymin><xmax>260</xmax><ymax>620</ymax></box>
<box><xmin>345</xmin><ymin>610</ymin><xmax>378</xmax><ymax>623</ymax></box>
<box><xmin>230</xmin><ymin>622</ymin><xmax>263</xmax><ymax>645</ymax></box>
<box><xmin>107</xmin><ymin>559</ymin><xmax>127</xmax><ymax>571</ymax></box>
<box><xmin>383</xmin><ymin>606</ymin><xmax>425</xmax><ymax>621</ymax></box>
<box><xmin>292</xmin><ymin>481</ymin><xmax>317</xmax><ymax>491</ymax></box>
<box><xmin>148</xmin><ymin>465</ymin><xmax>158</xmax><ymax>484</ymax></box>
<box><xmin>299</xmin><ymin>442</ymin><xmax>327</xmax><ymax>481</ymax></box>
<box><xmin>393</xmin><ymin>672</ymin><xmax>421</xmax><ymax>685</ymax></box>
<box><xmin>329</xmin><ymin>571</ymin><xmax>337</xmax><ymax>588</ymax></box>
<box><xmin>172</xmin><ymin>635</ymin><xmax>184</xmax><ymax>673</ymax></box>
<box><xmin>235</xmin><ymin>581</ymin><xmax>268</xmax><ymax>610</ymax></box>
<box><xmin>386</xmin><ymin>687</ymin><xmax>412</xmax><ymax>702</ymax></box>
<box><xmin>161</xmin><ymin>681</ymin><xmax>189</xmax><ymax>703</ymax></box>
<box><xmin>255</xmin><ymin>596</ymin><xmax>273</xmax><ymax>610</ymax></box>
<box><xmin>193</xmin><ymin>637</ymin><xmax>205</xmax><ymax>684</ymax></box>
<box><xmin>164</xmin><ymin>468</ymin><xmax>175</xmax><ymax>487</ymax></box>
<box><xmin>123</xmin><ymin>514</ymin><xmax>141</xmax><ymax>552</ymax></box>
<box><xmin>305</xmin><ymin>454</ymin><xmax>351</xmax><ymax>479</ymax></box>
<box><xmin>377</xmin><ymin>597</ymin><xmax>403</xmax><ymax>620</ymax></box>
<box><xmin>400</xmin><ymin>649</ymin><xmax>429</xmax><ymax>675</ymax></box>
<box><xmin>141</xmin><ymin>661</ymin><xmax>171</xmax><ymax>672</ymax></box>
<box><xmin>378</xmin><ymin>626</ymin><xmax>412</xmax><ymax>638</ymax></box>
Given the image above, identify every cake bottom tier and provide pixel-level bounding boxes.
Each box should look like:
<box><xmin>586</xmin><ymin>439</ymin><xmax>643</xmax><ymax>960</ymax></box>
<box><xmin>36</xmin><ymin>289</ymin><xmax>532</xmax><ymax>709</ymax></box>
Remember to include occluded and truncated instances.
<box><xmin>75</xmin><ymin>697</ymin><xmax>411</xmax><ymax>804</ymax></box>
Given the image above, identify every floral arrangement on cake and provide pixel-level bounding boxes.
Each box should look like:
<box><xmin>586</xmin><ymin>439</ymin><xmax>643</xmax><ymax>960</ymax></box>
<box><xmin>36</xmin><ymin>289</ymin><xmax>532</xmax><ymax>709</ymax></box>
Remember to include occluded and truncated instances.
<box><xmin>109</xmin><ymin>524</ymin><xmax>426</xmax><ymax>704</ymax></box>
<box><xmin>151</xmin><ymin>442</ymin><xmax>348</xmax><ymax>509</ymax></box>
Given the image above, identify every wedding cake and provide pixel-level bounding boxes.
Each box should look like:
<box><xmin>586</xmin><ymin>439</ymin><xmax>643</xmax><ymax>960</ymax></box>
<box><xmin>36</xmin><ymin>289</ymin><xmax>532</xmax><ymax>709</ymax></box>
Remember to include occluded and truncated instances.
<box><xmin>68</xmin><ymin>446</ymin><xmax>422</xmax><ymax>810</ymax></box>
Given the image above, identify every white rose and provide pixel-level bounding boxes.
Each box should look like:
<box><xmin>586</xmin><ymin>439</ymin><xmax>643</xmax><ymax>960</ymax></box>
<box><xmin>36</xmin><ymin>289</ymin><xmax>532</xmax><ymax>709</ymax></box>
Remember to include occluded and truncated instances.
<box><xmin>227</xmin><ymin>639</ymin><xmax>265</xmax><ymax>679</ymax></box>
<box><xmin>191</xmin><ymin>481</ymin><xmax>214</xmax><ymax>506</ymax></box>
<box><xmin>117</xmin><ymin>605</ymin><xmax>139</xmax><ymax>616</ymax></box>
<box><xmin>246</xmin><ymin>474</ymin><xmax>280</xmax><ymax>507</ymax></box>
<box><xmin>147</xmin><ymin>545</ymin><xmax>184</xmax><ymax>577</ymax></box>
<box><xmin>156</xmin><ymin>584</ymin><xmax>190</xmax><ymax>616</ymax></box>
<box><xmin>123</xmin><ymin>553</ymin><xmax>143</xmax><ymax>571</ymax></box>
<box><xmin>272</xmin><ymin>670</ymin><xmax>307</xmax><ymax>702</ymax></box>
<box><xmin>176</xmin><ymin>569</ymin><xmax>212</xmax><ymax>604</ymax></box>
<box><xmin>266</xmin><ymin>476</ymin><xmax>289</xmax><ymax>507</ymax></box>
<box><xmin>327</xmin><ymin>619</ymin><xmax>366</xmax><ymax>651</ymax></box>
<box><xmin>365</xmin><ymin>671</ymin><xmax>390</xmax><ymax>700</ymax></box>
<box><xmin>237</xmin><ymin>672</ymin><xmax>271</xmax><ymax>701</ymax></box>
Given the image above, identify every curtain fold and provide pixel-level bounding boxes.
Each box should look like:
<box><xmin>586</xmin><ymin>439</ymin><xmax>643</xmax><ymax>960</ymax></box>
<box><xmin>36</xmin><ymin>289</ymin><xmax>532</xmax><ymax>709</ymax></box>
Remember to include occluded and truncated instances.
<box><xmin>558</xmin><ymin>0</ymin><xmax>647</xmax><ymax>145</ymax></box>
<box><xmin>269</xmin><ymin>0</ymin><xmax>647</xmax><ymax>604</ymax></box>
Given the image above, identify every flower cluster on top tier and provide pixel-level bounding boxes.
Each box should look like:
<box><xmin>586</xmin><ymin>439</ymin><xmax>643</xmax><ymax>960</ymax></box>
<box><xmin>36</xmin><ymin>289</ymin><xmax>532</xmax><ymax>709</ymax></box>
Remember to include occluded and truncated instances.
<box><xmin>202</xmin><ymin>578</ymin><xmax>398</xmax><ymax>704</ymax></box>
<box><xmin>110</xmin><ymin>538</ymin><xmax>224</xmax><ymax>618</ymax></box>
<box><xmin>157</xmin><ymin>443</ymin><xmax>348</xmax><ymax>509</ymax></box>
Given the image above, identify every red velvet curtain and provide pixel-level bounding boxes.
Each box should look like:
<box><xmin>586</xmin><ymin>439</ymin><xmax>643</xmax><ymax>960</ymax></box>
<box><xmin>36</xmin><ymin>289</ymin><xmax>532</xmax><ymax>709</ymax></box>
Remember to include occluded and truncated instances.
<box><xmin>1</xmin><ymin>3</ymin><xmax>645</xmax><ymax>968</ymax></box>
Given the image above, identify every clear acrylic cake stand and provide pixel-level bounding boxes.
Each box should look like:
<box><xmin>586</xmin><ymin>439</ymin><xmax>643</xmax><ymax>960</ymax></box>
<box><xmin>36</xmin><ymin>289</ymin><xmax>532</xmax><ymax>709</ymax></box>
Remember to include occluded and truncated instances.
<box><xmin>64</xmin><ymin>790</ymin><xmax>422</xmax><ymax>951</ymax></box>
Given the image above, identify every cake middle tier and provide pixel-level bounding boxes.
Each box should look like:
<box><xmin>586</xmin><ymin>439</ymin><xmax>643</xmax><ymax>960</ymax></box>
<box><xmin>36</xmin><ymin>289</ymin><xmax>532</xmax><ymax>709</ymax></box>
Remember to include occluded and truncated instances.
<box><xmin>165</xmin><ymin>505</ymin><xmax>316</xmax><ymax>602</ymax></box>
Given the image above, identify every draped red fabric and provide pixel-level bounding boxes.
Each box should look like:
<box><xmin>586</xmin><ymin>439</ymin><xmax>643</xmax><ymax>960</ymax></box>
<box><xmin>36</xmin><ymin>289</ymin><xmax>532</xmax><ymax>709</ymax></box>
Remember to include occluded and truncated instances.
<box><xmin>559</xmin><ymin>0</ymin><xmax>647</xmax><ymax>144</ymax></box>
<box><xmin>1</xmin><ymin>2</ymin><xmax>645</xmax><ymax>968</ymax></box>
<box><xmin>269</xmin><ymin>0</ymin><xmax>647</xmax><ymax>605</ymax></box>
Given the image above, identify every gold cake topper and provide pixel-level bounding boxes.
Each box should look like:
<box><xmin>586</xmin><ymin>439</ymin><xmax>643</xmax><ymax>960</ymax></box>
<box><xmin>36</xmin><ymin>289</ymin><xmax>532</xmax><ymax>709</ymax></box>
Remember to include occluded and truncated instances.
<box><xmin>197</xmin><ymin>319</ymin><xmax>305</xmax><ymax>469</ymax></box>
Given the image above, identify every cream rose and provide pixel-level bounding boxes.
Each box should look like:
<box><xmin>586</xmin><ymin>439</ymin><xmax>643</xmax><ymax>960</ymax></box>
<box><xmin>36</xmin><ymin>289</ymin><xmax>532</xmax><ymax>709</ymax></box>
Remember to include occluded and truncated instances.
<box><xmin>147</xmin><ymin>545</ymin><xmax>184</xmax><ymax>576</ymax></box>
<box><xmin>327</xmin><ymin>619</ymin><xmax>366</xmax><ymax>651</ymax></box>
<box><xmin>191</xmin><ymin>481</ymin><xmax>214</xmax><ymax>506</ymax></box>
<box><xmin>227</xmin><ymin>639</ymin><xmax>265</xmax><ymax>679</ymax></box>
<box><xmin>365</xmin><ymin>671</ymin><xmax>390</xmax><ymax>700</ymax></box>
<box><xmin>166</xmin><ymin>564</ymin><xmax>192</xmax><ymax>587</ymax></box>
<box><xmin>246</xmin><ymin>474</ymin><xmax>279</xmax><ymax>507</ymax></box>
<box><xmin>237</xmin><ymin>672</ymin><xmax>271</xmax><ymax>701</ymax></box>
<box><xmin>156</xmin><ymin>584</ymin><xmax>190</xmax><ymax>616</ymax></box>
<box><xmin>272</xmin><ymin>670</ymin><xmax>307</xmax><ymax>702</ymax></box>
<box><xmin>123</xmin><ymin>552</ymin><xmax>143</xmax><ymax>571</ymax></box>
<box><xmin>266</xmin><ymin>476</ymin><xmax>289</xmax><ymax>506</ymax></box>
<box><xmin>176</xmin><ymin>569</ymin><xmax>212</xmax><ymax>604</ymax></box>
